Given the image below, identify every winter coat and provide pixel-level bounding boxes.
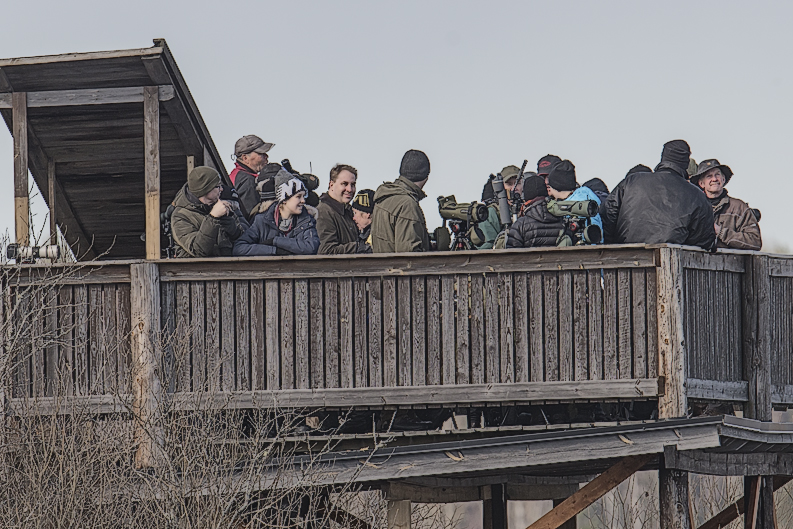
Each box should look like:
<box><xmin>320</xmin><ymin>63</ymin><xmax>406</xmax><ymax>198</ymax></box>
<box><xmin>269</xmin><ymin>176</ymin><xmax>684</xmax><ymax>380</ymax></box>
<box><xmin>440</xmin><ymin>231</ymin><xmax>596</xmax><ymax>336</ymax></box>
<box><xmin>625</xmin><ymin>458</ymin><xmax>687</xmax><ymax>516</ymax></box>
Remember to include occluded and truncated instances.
<box><xmin>475</xmin><ymin>204</ymin><xmax>502</xmax><ymax>250</ymax></box>
<box><xmin>567</xmin><ymin>185</ymin><xmax>603</xmax><ymax>237</ymax></box>
<box><xmin>602</xmin><ymin>163</ymin><xmax>716</xmax><ymax>250</ymax></box>
<box><xmin>316</xmin><ymin>193</ymin><xmax>363</xmax><ymax>254</ymax></box>
<box><xmin>711</xmin><ymin>191</ymin><xmax>762</xmax><ymax>250</ymax></box>
<box><xmin>171</xmin><ymin>184</ymin><xmax>246</xmax><ymax>258</ymax></box>
<box><xmin>228</xmin><ymin>162</ymin><xmax>259</xmax><ymax>218</ymax></box>
<box><xmin>371</xmin><ymin>176</ymin><xmax>431</xmax><ymax>253</ymax></box>
<box><xmin>232</xmin><ymin>203</ymin><xmax>320</xmax><ymax>256</ymax></box>
<box><xmin>506</xmin><ymin>197</ymin><xmax>566</xmax><ymax>248</ymax></box>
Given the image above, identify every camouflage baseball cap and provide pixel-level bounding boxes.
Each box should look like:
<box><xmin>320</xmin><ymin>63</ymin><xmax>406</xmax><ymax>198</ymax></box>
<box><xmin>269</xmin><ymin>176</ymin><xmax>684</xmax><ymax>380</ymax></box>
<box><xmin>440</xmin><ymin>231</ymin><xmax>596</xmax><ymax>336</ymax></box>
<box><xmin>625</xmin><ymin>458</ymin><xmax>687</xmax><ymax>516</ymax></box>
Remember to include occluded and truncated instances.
<box><xmin>234</xmin><ymin>135</ymin><xmax>274</xmax><ymax>157</ymax></box>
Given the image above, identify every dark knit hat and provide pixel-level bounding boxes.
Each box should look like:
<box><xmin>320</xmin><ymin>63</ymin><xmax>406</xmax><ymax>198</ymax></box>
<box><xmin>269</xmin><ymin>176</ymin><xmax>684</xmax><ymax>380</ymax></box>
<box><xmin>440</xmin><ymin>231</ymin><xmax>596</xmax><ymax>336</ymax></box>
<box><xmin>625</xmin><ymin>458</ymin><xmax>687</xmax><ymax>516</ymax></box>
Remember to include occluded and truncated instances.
<box><xmin>692</xmin><ymin>159</ymin><xmax>733</xmax><ymax>185</ymax></box>
<box><xmin>500</xmin><ymin>165</ymin><xmax>520</xmax><ymax>183</ymax></box>
<box><xmin>626</xmin><ymin>164</ymin><xmax>652</xmax><ymax>177</ymax></box>
<box><xmin>188</xmin><ymin>166</ymin><xmax>221</xmax><ymax>197</ymax></box>
<box><xmin>660</xmin><ymin>140</ymin><xmax>691</xmax><ymax>168</ymax></box>
<box><xmin>351</xmin><ymin>189</ymin><xmax>376</xmax><ymax>214</ymax></box>
<box><xmin>219</xmin><ymin>184</ymin><xmax>239</xmax><ymax>202</ymax></box>
<box><xmin>537</xmin><ymin>154</ymin><xmax>562</xmax><ymax>176</ymax></box>
<box><xmin>546</xmin><ymin>160</ymin><xmax>577</xmax><ymax>192</ymax></box>
<box><xmin>582</xmin><ymin>178</ymin><xmax>609</xmax><ymax>195</ymax></box>
<box><xmin>521</xmin><ymin>174</ymin><xmax>549</xmax><ymax>201</ymax></box>
<box><xmin>275</xmin><ymin>169</ymin><xmax>306</xmax><ymax>202</ymax></box>
<box><xmin>399</xmin><ymin>149</ymin><xmax>431</xmax><ymax>182</ymax></box>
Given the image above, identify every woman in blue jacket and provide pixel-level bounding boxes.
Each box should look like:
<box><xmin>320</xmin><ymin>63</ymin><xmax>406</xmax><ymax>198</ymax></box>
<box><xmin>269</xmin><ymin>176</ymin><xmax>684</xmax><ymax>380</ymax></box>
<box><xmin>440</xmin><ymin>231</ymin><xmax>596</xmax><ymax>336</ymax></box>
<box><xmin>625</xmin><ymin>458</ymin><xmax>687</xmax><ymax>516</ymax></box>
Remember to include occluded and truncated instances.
<box><xmin>233</xmin><ymin>169</ymin><xmax>320</xmax><ymax>256</ymax></box>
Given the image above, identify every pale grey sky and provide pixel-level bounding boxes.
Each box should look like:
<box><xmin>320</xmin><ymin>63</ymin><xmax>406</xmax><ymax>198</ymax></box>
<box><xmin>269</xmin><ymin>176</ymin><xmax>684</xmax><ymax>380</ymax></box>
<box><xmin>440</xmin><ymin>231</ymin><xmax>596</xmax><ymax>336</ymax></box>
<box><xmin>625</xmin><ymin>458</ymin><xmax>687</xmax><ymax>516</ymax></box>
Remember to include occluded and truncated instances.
<box><xmin>1</xmin><ymin>1</ymin><xmax>791</xmax><ymax>251</ymax></box>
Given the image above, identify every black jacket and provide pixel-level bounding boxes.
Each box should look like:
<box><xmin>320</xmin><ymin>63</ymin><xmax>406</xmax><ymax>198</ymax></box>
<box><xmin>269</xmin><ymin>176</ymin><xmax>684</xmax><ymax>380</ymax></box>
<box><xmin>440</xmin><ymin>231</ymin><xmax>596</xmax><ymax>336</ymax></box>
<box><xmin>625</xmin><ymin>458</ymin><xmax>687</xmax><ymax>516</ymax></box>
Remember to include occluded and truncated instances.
<box><xmin>602</xmin><ymin>163</ymin><xmax>716</xmax><ymax>249</ymax></box>
<box><xmin>506</xmin><ymin>198</ymin><xmax>565</xmax><ymax>248</ymax></box>
<box><xmin>229</xmin><ymin>162</ymin><xmax>259</xmax><ymax>218</ymax></box>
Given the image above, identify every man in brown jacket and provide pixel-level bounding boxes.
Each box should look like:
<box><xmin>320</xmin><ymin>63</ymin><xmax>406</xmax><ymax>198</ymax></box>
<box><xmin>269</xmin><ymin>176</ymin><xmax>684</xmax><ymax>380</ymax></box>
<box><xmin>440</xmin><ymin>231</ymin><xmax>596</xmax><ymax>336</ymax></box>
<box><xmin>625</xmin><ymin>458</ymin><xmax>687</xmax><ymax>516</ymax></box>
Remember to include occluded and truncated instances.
<box><xmin>691</xmin><ymin>159</ymin><xmax>762</xmax><ymax>250</ymax></box>
<box><xmin>316</xmin><ymin>164</ymin><xmax>370</xmax><ymax>254</ymax></box>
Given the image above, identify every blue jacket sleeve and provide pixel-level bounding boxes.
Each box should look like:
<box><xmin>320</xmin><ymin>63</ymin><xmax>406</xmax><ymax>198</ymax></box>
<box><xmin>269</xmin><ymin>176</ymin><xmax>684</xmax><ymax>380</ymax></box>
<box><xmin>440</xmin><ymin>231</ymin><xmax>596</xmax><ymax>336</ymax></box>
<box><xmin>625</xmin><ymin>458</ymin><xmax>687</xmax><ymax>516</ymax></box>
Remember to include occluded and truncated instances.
<box><xmin>273</xmin><ymin>222</ymin><xmax>320</xmax><ymax>255</ymax></box>
<box><xmin>232</xmin><ymin>217</ymin><xmax>277</xmax><ymax>256</ymax></box>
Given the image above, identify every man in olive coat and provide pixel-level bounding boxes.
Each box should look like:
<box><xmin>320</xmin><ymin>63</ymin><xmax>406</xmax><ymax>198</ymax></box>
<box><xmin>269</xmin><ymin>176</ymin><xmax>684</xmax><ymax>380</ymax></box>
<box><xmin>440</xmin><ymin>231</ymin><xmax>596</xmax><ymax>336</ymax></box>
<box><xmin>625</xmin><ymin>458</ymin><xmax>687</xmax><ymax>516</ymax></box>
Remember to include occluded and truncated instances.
<box><xmin>316</xmin><ymin>164</ymin><xmax>370</xmax><ymax>254</ymax></box>
<box><xmin>171</xmin><ymin>166</ymin><xmax>246</xmax><ymax>257</ymax></box>
<box><xmin>371</xmin><ymin>149</ymin><xmax>432</xmax><ymax>253</ymax></box>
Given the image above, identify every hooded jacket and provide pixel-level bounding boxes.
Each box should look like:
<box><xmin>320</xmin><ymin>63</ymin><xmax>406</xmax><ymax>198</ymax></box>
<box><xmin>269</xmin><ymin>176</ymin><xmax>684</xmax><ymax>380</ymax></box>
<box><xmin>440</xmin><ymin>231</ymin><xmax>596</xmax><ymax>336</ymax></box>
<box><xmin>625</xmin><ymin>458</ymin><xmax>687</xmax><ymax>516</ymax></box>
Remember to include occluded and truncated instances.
<box><xmin>170</xmin><ymin>184</ymin><xmax>246</xmax><ymax>258</ymax></box>
<box><xmin>506</xmin><ymin>197</ymin><xmax>566</xmax><ymax>248</ymax></box>
<box><xmin>233</xmin><ymin>202</ymin><xmax>319</xmax><ymax>256</ymax></box>
<box><xmin>316</xmin><ymin>193</ymin><xmax>363</xmax><ymax>254</ymax></box>
<box><xmin>602</xmin><ymin>162</ymin><xmax>716</xmax><ymax>250</ymax></box>
<box><xmin>228</xmin><ymin>162</ymin><xmax>259</xmax><ymax>218</ymax></box>
<box><xmin>371</xmin><ymin>176</ymin><xmax>431</xmax><ymax>253</ymax></box>
<box><xmin>710</xmin><ymin>190</ymin><xmax>762</xmax><ymax>250</ymax></box>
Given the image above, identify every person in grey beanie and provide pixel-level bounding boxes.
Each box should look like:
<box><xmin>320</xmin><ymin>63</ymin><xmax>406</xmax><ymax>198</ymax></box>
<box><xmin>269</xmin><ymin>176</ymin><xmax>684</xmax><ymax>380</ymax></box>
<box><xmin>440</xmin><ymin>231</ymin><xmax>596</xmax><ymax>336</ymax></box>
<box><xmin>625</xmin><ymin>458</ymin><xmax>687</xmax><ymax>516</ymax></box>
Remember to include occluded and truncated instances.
<box><xmin>370</xmin><ymin>149</ymin><xmax>432</xmax><ymax>253</ymax></box>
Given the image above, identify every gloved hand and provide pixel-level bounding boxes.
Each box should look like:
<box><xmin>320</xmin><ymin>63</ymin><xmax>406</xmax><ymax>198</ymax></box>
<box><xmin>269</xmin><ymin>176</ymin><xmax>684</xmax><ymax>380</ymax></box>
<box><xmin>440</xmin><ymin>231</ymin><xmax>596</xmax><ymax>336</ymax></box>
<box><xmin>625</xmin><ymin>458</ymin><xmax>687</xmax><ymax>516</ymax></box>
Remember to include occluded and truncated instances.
<box><xmin>275</xmin><ymin>247</ymin><xmax>293</xmax><ymax>256</ymax></box>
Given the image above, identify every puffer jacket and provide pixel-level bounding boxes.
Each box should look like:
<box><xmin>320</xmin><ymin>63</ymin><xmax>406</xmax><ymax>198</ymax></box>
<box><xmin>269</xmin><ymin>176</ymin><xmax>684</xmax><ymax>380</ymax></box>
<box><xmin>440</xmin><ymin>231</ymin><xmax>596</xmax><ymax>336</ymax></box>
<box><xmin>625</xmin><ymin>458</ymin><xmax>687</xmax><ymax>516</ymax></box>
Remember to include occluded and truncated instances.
<box><xmin>711</xmin><ymin>190</ymin><xmax>762</xmax><ymax>250</ymax></box>
<box><xmin>602</xmin><ymin>163</ymin><xmax>716</xmax><ymax>250</ymax></box>
<box><xmin>506</xmin><ymin>197</ymin><xmax>565</xmax><ymax>248</ymax></box>
<box><xmin>371</xmin><ymin>176</ymin><xmax>431</xmax><ymax>253</ymax></box>
<box><xmin>233</xmin><ymin>203</ymin><xmax>319</xmax><ymax>256</ymax></box>
<box><xmin>316</xmin><ymin>193</ymin><xmax>363</xmax><ymax>254</ymax></box>
<box><xmin>171</xmin><ymin>184</ymin><xmax>246</xmax><ymax>258</ymax></box>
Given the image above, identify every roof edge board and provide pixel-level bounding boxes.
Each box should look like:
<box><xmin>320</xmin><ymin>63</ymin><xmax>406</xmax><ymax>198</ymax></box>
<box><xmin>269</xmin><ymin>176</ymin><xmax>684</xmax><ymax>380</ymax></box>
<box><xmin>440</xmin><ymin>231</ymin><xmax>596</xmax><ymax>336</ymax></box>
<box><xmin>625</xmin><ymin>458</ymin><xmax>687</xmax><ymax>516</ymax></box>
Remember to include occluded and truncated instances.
<box><xmin>0</xmin><ymin>47</ymin><xmax>164</xmax><ymax>68</ymax></box>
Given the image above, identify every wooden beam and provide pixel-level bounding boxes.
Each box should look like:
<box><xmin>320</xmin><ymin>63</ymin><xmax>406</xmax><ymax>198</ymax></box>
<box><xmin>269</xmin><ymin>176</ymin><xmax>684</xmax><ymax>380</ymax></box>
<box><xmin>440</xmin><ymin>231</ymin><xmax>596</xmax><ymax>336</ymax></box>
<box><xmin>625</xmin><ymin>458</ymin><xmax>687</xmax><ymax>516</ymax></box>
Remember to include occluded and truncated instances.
<box><xmin>744</xmin><ymin>476</ymin><xmax>761</xmax><ymax>529</ymax></box>
<box><xmin>47</xmin><ymin>158</ymin><xmax>56</xmax><ymax>246</ymax></box>
<box><xmin>744</xmin><ymin>255</ymin><xmax>772</xmax><ymax>421</ymax></box>
<box><xmin>659</xmin><ymin>466</ymin><xmax>691</xmax><ymax>529</ymax></box>
<box><xmin>130</xmin><ymin>262</ymin><xmax>163</xmax><ymax>468</ymax></box>
<box><xmin>387</xmin><ymin>500</ymin><xmax>411</xmax><ymax>529</ymax></box>
<box><xmin>0</xmin><ymin>46</ymin><xmax>164</xmax><ymax>67</ymax></box>
<box><xmin>186</xmin><ymin>155</ymin><xmax>195</xmax><ymax>175</ymax></box>
<box><xmin>687</xmin><ymin>378</ymin><xmax>748</xmax><ymax>402</ymax></box>
<box><xmin>12</xmin><ymin>92</ymin><xmax>29</xmax><ymax>246</ymax></box>
<box><xmin>0</xmin><ymin>86</ymin><xmax>174</xmax><ymax>108</ymax></box>
<box><xmin>385</xmin><ymin>482</ymin><xmax>481</xmax><ymax>503</ymax></box>
<box><xmin>657</xmin><ymin>247</ymin><xmax>687</xmax><ymax>419</ymax></box>
<box><xmin>664</xmin><ymin>445</ymin><xmax>793</xmax><ymax>476</ymax></box>
<box><xmin>698</xmin><ymin>477</ymin><xmax>790</xmax><ymax>529</ymax></box>
<box><xmin>525</xmin><ymin>454</ymin><xmax>653</xmax><ymax>529</ymax></box>
<box><xmin>143</xmin><ymin>85</ymin><xmax>160</xmax><ymax>260</ymax></box>
<box><xmin>483</xmin><ymin>484</ymin><xmax>507</xmax><ymax>529</ymax></box>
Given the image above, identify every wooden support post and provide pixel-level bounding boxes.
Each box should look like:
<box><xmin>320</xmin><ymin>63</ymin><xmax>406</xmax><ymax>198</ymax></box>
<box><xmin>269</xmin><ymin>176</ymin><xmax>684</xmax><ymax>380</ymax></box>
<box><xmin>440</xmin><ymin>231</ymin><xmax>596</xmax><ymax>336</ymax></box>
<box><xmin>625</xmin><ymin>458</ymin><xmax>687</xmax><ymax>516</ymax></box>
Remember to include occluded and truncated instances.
<box><xmin>526</xmin><ymin>454</ymin><xmax>653</xmax><ymax>529</ymax></box>
<box><xmin>659</xmin><ymin>465</ymin><xmax>691</xmax><ymax>529</ymax></box>
<box><xmin>744</xmin><ymin>476</ymin><xmax>762</xmax><ymax>529</ymax></box>
<box><xmin>758</xmin><ymin>476</ymin><xmax>776</xmax><ymax>529</ymax></box>
<box><xmin>48</xmin><ymin>158</ymin><xmax>57</xmax><ymax>246</ymax></box>
<box><xmin>657</xmin><ymin>247</ymin><xmax>687</xmax><ymax>419</ymax></box>
<box><xmin>743</xmin><ymin>254</ymin><xmax>772</xmax><ymax>422</ymax></box>
<box><xmin>131</xmin><ymin>262</ymin><xmax>164</xmax><ymax>468</ymax></box>
<box><xmin>143</xmin><ymin>86</ymin><xmax>161</xmax><ymax>260</ymax></box>
<box><xmin>12</xmin><ymin>92</ymin><xmax>29</xmax><ymax>246</ymax></box>
<box><xmin>186</xmin><ymin>154</ymin><xmax>195</xmax><ymax>176</ymax></box>
<box><xmin>483</xmin><ymin>484</ymin><xmax>507</xmax><ymax>529</ymax></box>
<box><xmin>387</xmin><ymin>500</ymin><xmax>411</xmax><ymax>529</ymax></box>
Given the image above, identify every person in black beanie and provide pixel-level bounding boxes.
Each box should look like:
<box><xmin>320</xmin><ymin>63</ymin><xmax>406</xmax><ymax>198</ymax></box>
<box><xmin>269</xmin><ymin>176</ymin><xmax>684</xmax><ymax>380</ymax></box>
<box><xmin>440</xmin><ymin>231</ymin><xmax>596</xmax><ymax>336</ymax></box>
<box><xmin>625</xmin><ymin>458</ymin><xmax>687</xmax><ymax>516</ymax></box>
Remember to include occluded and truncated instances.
<box><xmin>370</xmin><ymin>149</ymin><xmax>433</xmax><ymax>253</ymax></box>
<box><xmin>602</xmin><ymin>140</ymin><xmax>715</xmax><ymax>249</ymax></box>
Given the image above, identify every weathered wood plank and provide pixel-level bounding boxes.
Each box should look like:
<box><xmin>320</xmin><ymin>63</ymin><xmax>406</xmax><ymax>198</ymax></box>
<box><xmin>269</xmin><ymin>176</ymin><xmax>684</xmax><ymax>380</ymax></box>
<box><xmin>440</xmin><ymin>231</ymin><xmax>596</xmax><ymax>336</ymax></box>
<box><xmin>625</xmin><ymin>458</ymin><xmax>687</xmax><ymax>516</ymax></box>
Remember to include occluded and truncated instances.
<box><xmin>74</xmin><ymin>286</ymin><xmax>89</xmax><ymax>396</ymax></box>
<box><xmin>280</xmin><ymin>280</ymin><xmax>295</xmax><ymax>390</ymax></box>
<box><xmin>339</xmin><ymin>278</ymin><xmax>353</xmax><ymax>388</ymax></box>
<box><xmin>557</xmin><ymin>272</ymin><xmax>572</xmax><ymax>382</ymax></box>
<box><xmin>657</xmin><ymin>248</ymin><xmax>687</xmax><ymax>419</ymax></box>
<box><xmin>309</xmin><ymin>279</ymin><xmax>324</xmax><ymax>389</ymax></box>
<box><xmin>293</xmin><ymin>279</ymin><xmax>309</xmax><ymax>390</ymax></box>
<box><xmin>353</xmin><ymin>279</ymin><xmax>367</xmax><ymax>388</ymax></box>
<box><xmin>485</xmin><ymin>274</ymin><xmax>500</xmax><ymax>383</ymax></box>
<box><xmin>368</xmin><ymin>278</ymin><xmax>382</xmax><ymax>388</ymax></box>
<box><xmin>426</xmin><ymin>276</ymin><xmax>440</xmax><ymax>386</ymax></box>
<box><xmin>190</xmin><ymin>282</ymin><xmax>206</xmax><ymax>391</ymax></box>
<box><xmin>744</xmin><ymin>255</ymin><xmax>772</xmax><ymax>421</ymax></box>
<box><xmin>602</xmin><ymin>270</ymin><xmax>618</xmax><ymax>380</ymax></box>
<box><xmin>442</xmin><ymin>275</ymin><xmax>456</xmax><ymax>385</ymax></box>
<box><xmin>397</xmin><ymin>276</ymin><xmax>412</xmax><ymax>386</ymax></box>
<box><xmin>174</xmin><ymin>282</ymin><xmax>190</xmax><ymax>392</ymax></box>
<box><xmin>646</xmin><ymin>269</ymin><xmax>658</xmax><ymax>378</ymax></box>
<box><xmin>116</xmin><ymin>284</ymin><xmax>132</xmax><ymax>392</ymax></box>
<box><xmin>543</xmin><ymin>273</ymin><xmax>559</xmax><ymax>382</ymax></box>
<box><xmin>529</xmin><ymin>273</ymin><xmax>544</xmax><ymax>382</ymax></box>
<box><xmin>44</xmin><ymin>287</ymin><xmax>58</xmax><ymax>396</ymax></box>
<box><xmin>102</xmin><ymin>285</ymin><xmax>118</xmax><ymax>393</ymax></box>
<box><xmin>265</xmin><ymin>280</ymin><xmax>281</xmax><ymax>389</ymax></box>
<box><xmin>686</xmin><ymin>378</ymin><xmax>749</xmax><ymax>401</ymax></box>
<box><xmin>58</xmin><ymin>286</ymin><xmax>74</xmax><ymax>396</ymax></box>
<box><xmin>382</xmin><ymin>278</ymin><xmax>397</xmax><ymax>387</ymax></box>
<box><xmin>236</xmin><ymin>281</ymin><xmax>251</xmax><ymax>391</ymax></box>
<box><xmin>88</xmin><ymin>285</ymin><xmax>102</xmax><ymax>394</ymax></box>
<box><xmin>206</xmin><ymin>281</ymin><xmax>222</xmax><ymax>392</ymax></box>
<box><xmin>251</xmin><ymin>280</ymin><xmax>266</xmax><ymax>390</ymax></box>
<box><xmin>617</xmin><ymin>269</ymin><xmax>632</xmax><ymax>379</ymax></box>
<box><xmin>572</xmin><ymin>271</ymin><xmax>588</xmax><ymax>381</ymax></box>
<box><xmin>0</xmin><ymin>86</ymin><xmax>176</xmax><ymax>108</ymax></box>
<box><xmin>632</xmin><ymin>269</ymin><xmax>647</xmax><ymax>379</ymax></box>
<box><xmin>470</xmin><ymin>274</ymin><xmax>485</xmax><ymax>385</ymax></box>
<box><xmin>498</xmin><ymin>273</ymin><xmax>515</xmax><ymax>384</ymax></box>
<box><xmin>13</xmin><ymin>92</ymin><xmax>29</xmax><ymax>246</ymax></box>
<box><xmin>680</xmin><ymin>250</ymin><xmax>745</xmax><ymax>273</ymax></box>
<box><xmin>143</xmin><ymin>85</ymin><xmax>160</xmax><ymax>260</ymax></box>
<box><xmin>411</xmin><ymin>276</ymin><xmax>426</xmax><ymax>386</ymax></box>
<box><xmin>160</xmin><ymin>282</ymin><xmax>176</xmax><ymax>393</ymax></box>
<box><xmin>456</xmin><ymin>274</ymin><xmax>471</xmax><ymax>384</ymax></box>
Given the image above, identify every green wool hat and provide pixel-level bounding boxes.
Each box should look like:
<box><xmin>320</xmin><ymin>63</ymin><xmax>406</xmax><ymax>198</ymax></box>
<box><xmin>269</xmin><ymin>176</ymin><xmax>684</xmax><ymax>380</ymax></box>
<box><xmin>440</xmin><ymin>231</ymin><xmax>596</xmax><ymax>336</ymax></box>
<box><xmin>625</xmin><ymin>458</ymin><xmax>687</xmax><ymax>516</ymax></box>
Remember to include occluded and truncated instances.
<box><xmin>188</xmin><ymin>166</ymin><xmax>221</xmax><ymax>197</ymax></box>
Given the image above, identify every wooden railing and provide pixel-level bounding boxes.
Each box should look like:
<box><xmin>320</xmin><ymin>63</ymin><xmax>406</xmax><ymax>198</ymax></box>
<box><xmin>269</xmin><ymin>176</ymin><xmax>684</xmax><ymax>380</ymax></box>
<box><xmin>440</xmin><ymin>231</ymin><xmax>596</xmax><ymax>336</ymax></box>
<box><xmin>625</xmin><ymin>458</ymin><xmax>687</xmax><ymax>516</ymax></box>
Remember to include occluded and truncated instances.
<box><xmin>3</xmin><ymin>245</ymin><xmax>791</xmax><ymax>418</ymax></box>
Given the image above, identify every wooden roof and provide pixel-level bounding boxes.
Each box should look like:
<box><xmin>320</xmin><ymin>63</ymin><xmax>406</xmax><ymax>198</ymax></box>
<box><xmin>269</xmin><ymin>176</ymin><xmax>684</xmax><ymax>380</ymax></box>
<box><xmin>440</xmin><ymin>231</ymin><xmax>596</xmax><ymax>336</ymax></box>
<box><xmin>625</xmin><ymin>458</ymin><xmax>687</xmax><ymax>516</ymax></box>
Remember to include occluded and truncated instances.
<box><xmin>0</xmin><ymin>39</ymin><xmax>226</xmax><ymax>259</ymax></box>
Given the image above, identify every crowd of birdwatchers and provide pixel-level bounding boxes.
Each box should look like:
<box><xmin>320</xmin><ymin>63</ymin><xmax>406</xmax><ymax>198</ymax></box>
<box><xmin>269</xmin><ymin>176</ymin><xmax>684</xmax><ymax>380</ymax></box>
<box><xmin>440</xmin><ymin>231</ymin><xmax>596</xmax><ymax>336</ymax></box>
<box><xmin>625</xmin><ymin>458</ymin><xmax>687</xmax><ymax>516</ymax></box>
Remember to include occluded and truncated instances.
<box><xmin>167</xmin><ymin>136</ymin><xmax>762</xmax><ymax>260</ymax></box>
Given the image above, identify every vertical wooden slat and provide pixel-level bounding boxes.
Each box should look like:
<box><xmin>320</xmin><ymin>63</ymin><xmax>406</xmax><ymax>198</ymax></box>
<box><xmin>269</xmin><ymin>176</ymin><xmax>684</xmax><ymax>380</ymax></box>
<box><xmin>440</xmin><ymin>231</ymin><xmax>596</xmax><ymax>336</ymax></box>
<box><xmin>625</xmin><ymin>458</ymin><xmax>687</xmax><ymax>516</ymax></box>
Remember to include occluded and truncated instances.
<box><xmin>206</xmin><ymin>281</ymin><xmax>222</xmax><ymax>392</ymax></box>
<box><xmin>382</xmin><ymin>278</ymin><xmax>397</xmax><ymax>387</ymax></box>
<box><xmin>309</xmin><ymin>279</ymin><xmax>324</xmax><ymax>389</ymax></box>
<box><xmin>14</xmin><ymin>290</ymin><xmax>31</xmax><ymax>398</ymax></box>
<box><xmin>572</xmin><ymin>271</ymin><xmax>588</xmax><ymax>381</ymax></box>
<box><xmin>103</xmin><ymin>285</ymin><xmax>118</xmax><ymax>393</ymax></box>
<box><xmin>426</xmin><ymin>276</ymin><xmax>441</xmax><ymax>386</ymax></box>
<box><xmin>44</xmin><ymin>287</ymin><xmax>58</xmax><ymax>396</ymax></box>
<box><xmin>190</xmin><ymin>282</ymin><xmax>206</xmax><ymax>391</ymax></box>
<box><xmin>339</xmin><ymin>278</ymin><xmax>353</xmax><ymax>388</ymax></box>
<box><xmin>175</xmin><ymin>282</ymin><xmax>191</xmax><ymax>392</ymax></box>
<box><xmin>280</xmin><ymin>280</ymin><xmax>295</xmax><ymax>390</ymax></box>
<box><xmin>48</xmin><ymin>159</ymin><xmax>57</xmax><ymax>246</ymax></box>
<box><xmin>368</xmin><ymin>278</ymin><xmax>383</xmax><ymax>388</ymax></box>
<box><xmin>324</xmin><ymin>279</ymin><xmax>340</xmax><ymax>389</ymax></box>
<box><xmin>602</xmin><ymin>270</ymin><xmax>618</xmax><ymax>380</ymax></box>
<box><xmin>442</xmin><ymin>275</ymin><xmax>456</xmax><ymax>385</ymax></box>
<box><xmin>411</xmin><ymin>276</ymin><xmax>426</xmax><ymax>386</ymax></box>
<box><xmin>482</xmin><ymin>275</ymin><xmax>499</xmax><ymax>383</ymax></box>
<box><xmin>456</xmin><ymin>275</ymin><xmax>471</xmax><ymax>384</ymax></box>
<box><xmin>529</xmin><ymin>273</ymin><xmax>544</xmax><ymax>382</ymax></box>
<box><xmin>617</xmin><ymin>269</ymin><xmax>632</xmax><ymax>379</ymax></box>
<box><xmin>744</xmin><ymin>254</ymin><xmax>772</xmax><ymax>421</ymax></box>
<box><xmin>88</xmin><ymin>285</ymin><xmax>102</xmax><ymax>394</ymax></box>
<box><xmin>646</xmin><ymin>269</ymin><xmax>658</xmax><ymax>378</ymax></box>
<box><xmin>237</xmin><ymin>281</ymin><xmax>251</xmax><ymax>391</ymax></box>
<box><xmin>353</xmin><ymin>278</ymin><xmax>367</xmax><ymax>387</ymax></box>
<box><xmin>632</xmin><ymin>269</ymin><xmax>648</xmax><ymax>379</ymax></box>
<box><xmin>543</xmin><ymin>273</ymin><xmax>559</xmax><ymax>382</ymax></box>
<box><xmin>250</xmin><ymin>280</ymin><xmax>265</xmax><ymax>390</ymax></box>
<box><xmin>498</xmin><ymin>273</ymin><xmax>514</xmax><ymax>383</ymax></box>
<box><xmin>74</xmin><ymin>285</ymin><xmax>89</xmax><ymax>396</ymax></box>
<box><xmin>29</xmin><ymin>289</ymin><xmax>44</xmax><ymax>397</ymax></box>
<box><xmin>160</xmin><ymin>282</ymin><xmax>175</xmax><ymax>394</ymax></box>
<box><xmin>265</xmin><ymin>280</ymin><xmax>281</xmax><ymax>390</ymax></box>
<box><xmin>512</xmin><ymin>273</ymin><xmax>528</xmax><ymax>383</ymax></box>
<box><xmin>143</xmin><ymin>85</ymin><xmax>160</xmax><ymax>260</ymax></box>
<box><xmin>58</xmin><ymin>286</ymin><xmax>74</xmax><ymax>396</ymax></box>
<box><xmin>219</xmin><ymin>281</ymin><xmax>235</xmax><ymax>391</ymax></box>
<box><xmin>13</xmin><ymin>92</ymin><xmax>29</xmax><ymax>246</ymax></box>
<box><xmin>469</xmin><ymin>274</ymin><xmax>485</xmax><ymax>385</ymax></box>
<box><xmin>295</xmin><ymin>279</ymin><xmax>310</xmax><ymax>390</ymax></box>
<box><xmin>557</xmin><ymin>272</ymin><xmax>573</xmax><ymax>382</ymax></box>
<box><xmin>587</xmin><ymin>271</ymin><xmax>604</xmax><ymax>381</ymax></box>
<box><xmin>397</xmin><ymin>276</ymin><xmax>412</xmax><ymax>386</ymax></box>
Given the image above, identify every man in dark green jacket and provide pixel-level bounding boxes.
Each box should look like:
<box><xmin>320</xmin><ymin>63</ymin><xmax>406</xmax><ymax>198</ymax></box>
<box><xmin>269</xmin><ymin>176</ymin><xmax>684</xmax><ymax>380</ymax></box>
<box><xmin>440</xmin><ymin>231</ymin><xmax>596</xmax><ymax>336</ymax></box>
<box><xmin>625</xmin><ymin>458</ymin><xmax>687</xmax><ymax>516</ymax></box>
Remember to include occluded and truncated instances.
<box><xmin>171</xmin><ymin>166</ymin><xmax>246</xmax><ymax>258</ymax></box>
<box><xmin>316</xmin><ymin>164</ymin><xmax>370</xmax><ymax>254</ymax></box>
<box><xmin>371</xmin><ymin>150</ymin><xmax>432</xmax><ymax>253</ymax></box>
